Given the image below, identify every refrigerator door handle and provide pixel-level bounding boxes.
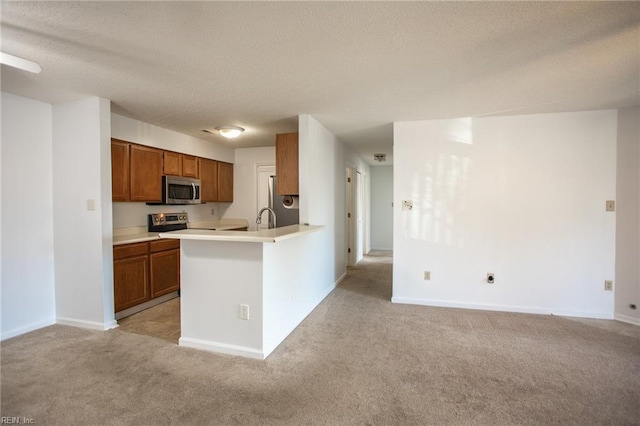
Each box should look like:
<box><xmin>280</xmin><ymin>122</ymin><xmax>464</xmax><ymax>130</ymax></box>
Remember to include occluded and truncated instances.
<box><xmin>268</xmin><ymin>175</ymin><xmax>275</xmax><ymax>210</ymax></box>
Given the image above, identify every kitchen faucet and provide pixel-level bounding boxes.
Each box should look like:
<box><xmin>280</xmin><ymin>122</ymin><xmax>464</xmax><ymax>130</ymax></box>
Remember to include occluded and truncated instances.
<box><xmin>256</xmin><ymin>207</ymin><xmax>277</xmax><ymax>229</ymax></box>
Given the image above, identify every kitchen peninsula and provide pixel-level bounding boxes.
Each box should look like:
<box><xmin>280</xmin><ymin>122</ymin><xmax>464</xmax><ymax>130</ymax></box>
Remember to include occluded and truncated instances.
<box><xmin>159</xmin><ymin>224</ymin><xmax>323</xmax><ymax>359</ymax></box>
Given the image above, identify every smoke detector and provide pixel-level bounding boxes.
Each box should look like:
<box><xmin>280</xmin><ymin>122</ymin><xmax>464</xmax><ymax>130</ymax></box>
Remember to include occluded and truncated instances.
<box><xmin>373</xmin><ymin>153</ymin><xmax>386</xmax><ymax>163</ymax></box>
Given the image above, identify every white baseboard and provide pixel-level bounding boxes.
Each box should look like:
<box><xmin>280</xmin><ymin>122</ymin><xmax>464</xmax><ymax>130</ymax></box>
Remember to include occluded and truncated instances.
<box><xmin>1</xmin><ymin>318</ymin><xmax>56</xmax><ymax>341</ymax></box>
<box><xmin>391</xmin><ymin>297</ymin><xmax>614</xmax><ymax>319</ymax></box>
<box><xmin>56</xmin><ymin>317</ymin><xmax>119</xmax><ymax>331</ymax></box>
<box><xmin>104</xmin><ymin>320</ymin><xmax>119</xmax><ymax>330</ymax></box>
<box><xmin>614</xmin><ymin>313</ymin><xmax>640</xmax><ymax>326</ymax></box>
<box><xmin>179</xmin><ymin>337</ymin><xmax>265</xmax><ymax>359</ymax></box>
<box><xmin>335</xmin><ymin>271</ymin><xmax>347</xmax><ymax>286</ymax></box>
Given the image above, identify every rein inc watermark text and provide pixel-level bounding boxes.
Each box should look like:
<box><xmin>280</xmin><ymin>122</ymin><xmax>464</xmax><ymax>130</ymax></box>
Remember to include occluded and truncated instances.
<box><xmin>1</xmin><ymin>417</ymin><xmax>35</xmax><ymax>424</ymax></box>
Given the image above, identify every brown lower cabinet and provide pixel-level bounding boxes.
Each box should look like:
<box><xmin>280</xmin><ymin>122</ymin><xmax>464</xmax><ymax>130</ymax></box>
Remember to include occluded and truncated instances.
<box><xmin>149</xmin><ymin>241</ymin><xmax>180</xmax><ymax>299</ymax></box>
<box><xmin>113</xmin><ymin>239</ymin><xmax>180</xmax><ymax>313</ymax></box>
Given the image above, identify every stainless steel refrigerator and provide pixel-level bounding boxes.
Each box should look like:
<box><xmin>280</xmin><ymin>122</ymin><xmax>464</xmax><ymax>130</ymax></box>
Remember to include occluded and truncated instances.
<box><xmin>269</xmin><ymin>175</ymin><xmax>299</xmax><ymax>227</ymax></box>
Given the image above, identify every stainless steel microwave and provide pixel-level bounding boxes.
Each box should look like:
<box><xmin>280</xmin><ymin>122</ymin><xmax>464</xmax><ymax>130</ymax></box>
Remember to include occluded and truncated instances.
<box><xmin>162</xmin><ymin>176</ymin><xmax>201</xmax><ymax>205</ymax></box>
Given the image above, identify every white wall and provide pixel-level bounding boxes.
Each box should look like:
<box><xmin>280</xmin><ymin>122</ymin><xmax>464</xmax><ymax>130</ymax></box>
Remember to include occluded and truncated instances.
<box><xmin>178</xmin><ymin>229</ymin><xmax>332</xmax><ymax>359</ymax></box>
<box><xmin>111</xmin><ymin>114</ymin><xmax>234</xmax><ymax>163</ymax></box>
<box><xmin>299</xmin><ymin>115</ymin><xmax>346</xmax><ymax>284</ymax></box>
<box><xmin>615</xmin><ymin>106</ymin><xmax>640</xmax><ymax>325</ymax></box>
<box><xmin>112</xmin><ymin>203</ymin><xmax>219</xmax><ymax>228</ymax></box>
<box><xmin>370</xmin><ymin>166</ymin><xmax>393</xmax><ymax>250</ymax></box>
<box><xmin>298</xmin><ymin>116</ymin><xmax>371</xmax><ymax>280</ymax></box>
<box><xmin>1</xmin><ymin>92</ymin><xmax>56</xmax><ymax>339</ymax></box>
<box><xmin>99</xmin><ymin>100</ymin><xmax>115</xmax><ymax>324</ymax></box>
<box><xmin>53</xmin><ymin>98</ymin><xmax>117</xmax><ymax>330</ymax></box>
<box><xmin>263</xmin><ymin>231</ymin><xmax>333</xmax><ymax>356</ymax></box>
<box><xmin>219</xmin><ymin>147</ymin><xmax>275</xmax><ymax>230</ymax></box>
<box><xmin>110</xmin><ymin>114</ymin><xmax>237</xmax><ymax>228</ymax></box>
<box><xmin>179</xmin><ymin>240</ymin><xmax>265</xmax><ymax>358</ymax></box>
<box><xmin>393</xmin><ymin>110</ymin><xmax>617</xmax><ymax>318</ymax></box>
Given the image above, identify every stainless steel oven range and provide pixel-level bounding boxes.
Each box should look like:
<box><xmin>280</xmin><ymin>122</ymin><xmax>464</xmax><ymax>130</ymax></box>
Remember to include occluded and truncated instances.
<box><xmin>148</xmin><ymin>212</ymin><xmax>189</xmax><ymax>232</ymax></box>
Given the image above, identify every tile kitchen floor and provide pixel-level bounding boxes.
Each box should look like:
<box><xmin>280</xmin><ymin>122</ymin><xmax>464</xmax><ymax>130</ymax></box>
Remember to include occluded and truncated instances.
<box><xmin>116</xmin><ymin>297</ymin><xmax>180</xmax><ymax>343</ymax></box>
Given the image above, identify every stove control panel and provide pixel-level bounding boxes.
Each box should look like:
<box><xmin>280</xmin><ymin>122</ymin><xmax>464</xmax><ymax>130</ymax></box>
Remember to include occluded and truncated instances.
<box><xmin>148</xmin><ymin>212</ymin><xmax>188</xmax><ymax>231</ymax></box>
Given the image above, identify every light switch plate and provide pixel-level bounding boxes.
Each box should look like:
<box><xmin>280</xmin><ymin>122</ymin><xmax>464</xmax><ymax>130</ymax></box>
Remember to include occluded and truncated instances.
<box><xmin>606</xmin><ymin>200</ymin><xmax>615</xmax><ymax>212</ymax></box>
<box><xmin>87</xmin><ymin>199</ymin><xmax>96</xmax><ymax>211</ymax></box>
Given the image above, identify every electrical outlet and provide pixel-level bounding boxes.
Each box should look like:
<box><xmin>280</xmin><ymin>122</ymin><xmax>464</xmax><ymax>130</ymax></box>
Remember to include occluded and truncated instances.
<box><xmin>240</xmin><ymin>304</ymin><xmax>250</xmax><ymax>320</ymax></box>
<box><xmin>424</xmin><ymin>271</ymin><xmax>431</xmax><ymax>280</ymax></box>
<box><xmin>86</xmin><ymin>199</ymin><xmax>96</xmax><ymax>211</ymax></box>
<box><xmin>606</xmin><ymin>200</ymin><xmax>615</xmax><ymax>212</ymax></box>
<box><xmin>402</xmin><ymin>200</ymin><xmax>413</xmax><ymax>211</ymax></box>
<box><xmin>604</xmin><ymin>280</ymin><xmax>613</xmax><ymax>291</ymax></box>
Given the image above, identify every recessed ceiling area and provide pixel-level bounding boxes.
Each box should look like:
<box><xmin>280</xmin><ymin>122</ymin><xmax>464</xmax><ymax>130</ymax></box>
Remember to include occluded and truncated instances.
<box><xmin>1</xmin><ymin>2</ymin><xmax>638</xmax><ymax>165</ymax></box>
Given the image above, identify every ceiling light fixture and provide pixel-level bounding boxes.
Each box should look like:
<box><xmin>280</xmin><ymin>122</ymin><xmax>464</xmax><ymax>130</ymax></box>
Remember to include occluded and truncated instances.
<box><xmin>373</xmin><ymin>153</ymin><xmax>387</xmax><ymax>162</ymax></box>
<box><xmin>0</xmin><ymin>52</ymin><xmax>41</xmax><ymax>74</ymax></box>
<box><xmin>215</xmin><ymin>125</ymin><xmax>244</xmax><ymax>139</ymax></box>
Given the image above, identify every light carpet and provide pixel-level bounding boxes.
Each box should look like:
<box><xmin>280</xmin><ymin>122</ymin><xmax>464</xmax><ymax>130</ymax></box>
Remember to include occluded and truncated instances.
<box><xmin>2</xmin><ymin>251</ymin><xmax>639</xmax><ymax>425</ymax></box>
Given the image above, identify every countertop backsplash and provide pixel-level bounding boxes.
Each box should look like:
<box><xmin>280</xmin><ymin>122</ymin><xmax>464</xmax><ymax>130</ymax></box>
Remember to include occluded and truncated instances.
<box><xmin>112</xmin><ymin>202</ymin><xmax>221</xmax><ymax>229</ymax></box>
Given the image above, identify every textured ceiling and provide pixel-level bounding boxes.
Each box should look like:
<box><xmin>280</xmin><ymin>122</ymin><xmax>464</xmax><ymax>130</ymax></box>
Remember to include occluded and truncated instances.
<box><xmin>1</xmin><ymin>2</ymin><xmax>639</xmax><ymax>165</ymax></box>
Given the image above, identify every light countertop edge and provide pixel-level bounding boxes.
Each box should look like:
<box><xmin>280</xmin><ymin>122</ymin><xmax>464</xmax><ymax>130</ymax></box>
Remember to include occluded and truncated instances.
<box><xmin>113</xmin><ymin>233</ymin><xmax>160</xmax><ymax>246</ymax></box>
<box><xmin>159</xmin><ymin>225</ymin><xmax>323</xmax><ymax>243</ymax></box>
<box><xmin>113</xmin><ymin>224</ymin><xmax>251</xmax><ymax>246</ymax></box>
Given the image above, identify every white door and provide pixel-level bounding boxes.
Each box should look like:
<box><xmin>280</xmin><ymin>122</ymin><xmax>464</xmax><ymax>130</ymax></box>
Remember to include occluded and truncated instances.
<box><xmin>346</xmin><ymin>166</ymin><xmax>357</xmax><ymax>266</ymax></box>
<box><xmin>356</xmin><ymin>170</ymin><xmax>364</xmax><ymax>262</ymax></box>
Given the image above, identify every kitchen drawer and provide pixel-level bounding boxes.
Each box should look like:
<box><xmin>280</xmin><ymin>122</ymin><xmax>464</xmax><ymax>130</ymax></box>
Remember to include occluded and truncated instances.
<box><xmin>149</xmin><ymin>239</ymin><xmax>180</xmax><ymax>253</ymax></box>
<box><xmin>114</xmin><ymin>242</ymin><xmax>149</xmax><ymax>260</ymax></box>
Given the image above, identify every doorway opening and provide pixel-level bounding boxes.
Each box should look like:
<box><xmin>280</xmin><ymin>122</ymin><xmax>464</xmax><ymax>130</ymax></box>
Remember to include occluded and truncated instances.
<box><xmin>369</xmin><ymin>165</ymin><xmax>393</xmax><ymax>252</ymax></box>
<box><xmin>346</xmin><ymin>166</ymin><xmax>365</xmax><ymax>267</ymax></box>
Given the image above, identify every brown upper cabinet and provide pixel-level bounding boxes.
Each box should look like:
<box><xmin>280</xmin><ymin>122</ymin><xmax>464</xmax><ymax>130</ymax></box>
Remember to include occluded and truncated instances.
<box><xmin>113</xmin><ymin>138</ymin><xmax>163</xmax><ymax>203</ymax></box>
<box><xmin>199</xmin><ymin>158</ymin><xmax>218</xmax><ymax>202</ymax></box>
<box><xmin>217</xmin><ymin>162</ymin><xmax>234</xmax><ymax>202</ymax></box>
<box><xmin>112</xmin><ymin>139</ymin><xmax>231</xmax><ymax>203</ymax></box>
<box><xmin>164</xmin><ymin>151</ymin><xmax>199</xmax><ymax>178</ymax></box>
<box><xmin>182</xmin><ymin>155</ymin><xmax>199</xmax><ymax>178</ymax></box>
<box><xmin>276</xmin><ymin>132</ymin><xmax>299</xmax><ymax>195</ymax></box>
<box><xmin>129</xmin><ymin>144</ymin><xmax>164</xmax><ymax>202</ymax></box>
<box><xmin>111</xmin><ymin>139</ymin><xmax>130</xmax><ymax>201</ymax></box>
<box><xmin>200</xmin><ymin>159</ymin><xmax>233</xmax><ymax>202</ymax></box>
<box><xmin>163</xmin><ymin>151</ymin><xmax>182</xmax><ymax>176</ymax></box>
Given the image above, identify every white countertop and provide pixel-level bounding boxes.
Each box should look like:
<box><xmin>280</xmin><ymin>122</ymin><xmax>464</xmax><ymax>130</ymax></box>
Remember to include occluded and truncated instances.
<box><xmin>159</xmin><ymin>224</ymin><xmax>323</xmax><ymax>243</ymax></box>
<box><xmin>113</xmin><ymin>232</ymin><xmax>160</xmax><ymax>245</ymax></box>
<box><xmin>188</xmin><ymin>219</ymin><xmax>249</xmax><ymax>230</ymax></box>
<box><xmin>113</xmin><ymin>219</ymin><xmax>250</xmax><ymax>245</ymax></box>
